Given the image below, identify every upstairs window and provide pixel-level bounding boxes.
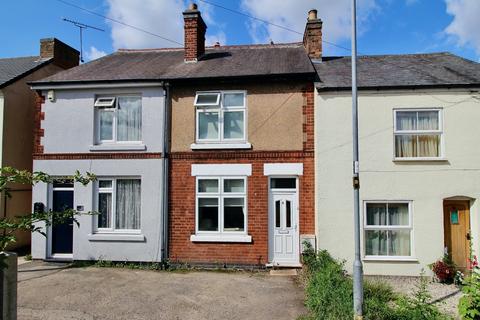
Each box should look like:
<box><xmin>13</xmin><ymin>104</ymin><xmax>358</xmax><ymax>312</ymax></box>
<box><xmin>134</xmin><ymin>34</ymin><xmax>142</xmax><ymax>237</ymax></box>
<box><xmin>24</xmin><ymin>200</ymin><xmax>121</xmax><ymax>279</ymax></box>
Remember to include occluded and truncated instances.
<box><xmin>394</xmin><ymin>109</ymin><xmax>442</xmax><ymax>159</ymax></box>
<box><xmin>195</xmin><ymin>91</ymin><xmax>246</xmax><ymax>143</ymax></box>
<box><xmin>95</xmin><ymin>96</ymin><xmax>142</xmax><ymax>144</ymax></box>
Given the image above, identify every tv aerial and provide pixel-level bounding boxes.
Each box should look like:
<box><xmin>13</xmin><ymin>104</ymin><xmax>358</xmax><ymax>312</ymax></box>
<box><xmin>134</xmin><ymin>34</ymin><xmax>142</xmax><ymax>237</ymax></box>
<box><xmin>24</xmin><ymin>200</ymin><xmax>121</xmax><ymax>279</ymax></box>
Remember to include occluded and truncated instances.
<box><xmin>62</xmin><ymin>18</ymin><xmax>105</xmax><ymax>63</ymax></box>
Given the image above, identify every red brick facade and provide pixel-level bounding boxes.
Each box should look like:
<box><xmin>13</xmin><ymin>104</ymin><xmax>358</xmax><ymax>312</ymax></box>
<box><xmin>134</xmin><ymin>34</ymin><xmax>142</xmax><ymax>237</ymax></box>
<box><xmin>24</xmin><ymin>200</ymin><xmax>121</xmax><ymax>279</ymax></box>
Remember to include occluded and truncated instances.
<box><xmin>33</xmin><ymin>92</ymin><xmax>45</xmax><ymax>154</ymax></box>
<box><xmin>169</xmin><ymin>84</ymin><xmax>315</xmax><ymax>266</ymax></box>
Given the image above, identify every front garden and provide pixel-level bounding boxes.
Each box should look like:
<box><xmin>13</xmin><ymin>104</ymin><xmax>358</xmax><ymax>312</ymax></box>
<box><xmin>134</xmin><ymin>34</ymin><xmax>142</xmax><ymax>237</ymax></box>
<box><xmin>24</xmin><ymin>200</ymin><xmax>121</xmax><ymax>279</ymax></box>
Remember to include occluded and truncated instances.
<box><xmin>299</xmin><ymin>243</ymin><xmax>480</xmax><ymax>320</ymax></box>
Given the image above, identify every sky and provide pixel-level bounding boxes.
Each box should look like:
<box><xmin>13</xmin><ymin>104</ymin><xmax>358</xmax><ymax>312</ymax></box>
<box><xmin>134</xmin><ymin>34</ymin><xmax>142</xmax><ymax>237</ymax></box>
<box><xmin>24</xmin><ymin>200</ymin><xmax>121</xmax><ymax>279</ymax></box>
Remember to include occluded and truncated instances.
<box><xmin>0</xmin><ymin>0</ymin><xmax>479</xmax><ymax>62</ymax></box>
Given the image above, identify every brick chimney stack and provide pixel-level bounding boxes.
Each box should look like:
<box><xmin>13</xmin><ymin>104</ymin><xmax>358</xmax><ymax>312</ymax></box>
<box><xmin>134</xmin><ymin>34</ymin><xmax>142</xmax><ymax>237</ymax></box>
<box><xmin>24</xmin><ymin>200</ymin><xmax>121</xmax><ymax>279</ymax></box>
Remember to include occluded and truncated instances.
<box><xmin>183</xmin><ymin>3</ymin><xmax>207</xmax><ymax>62</ymax></box>
<box><xmin>40</xmin><ymin>38</ymin><xmax>79</xmax><ymax>69</ymax></box>
<box><xmin>303</xmin><ymin>9</ymin><xmax>322</xmax><ymax>60</ymax></box>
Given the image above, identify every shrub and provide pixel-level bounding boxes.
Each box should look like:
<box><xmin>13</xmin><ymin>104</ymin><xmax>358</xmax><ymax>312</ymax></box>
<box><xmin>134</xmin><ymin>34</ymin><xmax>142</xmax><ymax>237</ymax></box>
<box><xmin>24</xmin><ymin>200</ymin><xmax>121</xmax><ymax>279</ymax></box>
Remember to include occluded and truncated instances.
<box><xmin>458</xmin><ymin>253</ymin><xmax>480</xmax><ymax>320</ymax></box>
<box><xmin>301</xmin><ymin>246</ymin><xmax>452</xmax><ymax>320</ymax></box>
<box><xmin>429</xmin><ymin>255</ymin><xmax>456</xmax><ymax>283</ymax></box>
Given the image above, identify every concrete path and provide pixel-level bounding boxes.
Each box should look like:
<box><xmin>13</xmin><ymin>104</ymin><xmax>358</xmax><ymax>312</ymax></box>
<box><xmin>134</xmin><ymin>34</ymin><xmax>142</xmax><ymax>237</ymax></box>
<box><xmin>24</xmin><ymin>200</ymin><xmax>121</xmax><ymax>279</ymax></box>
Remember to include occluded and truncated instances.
<box><xmin>17</xmin><ymin>262</ymin><xmax>306</xmax><ymax>320</ymax></box>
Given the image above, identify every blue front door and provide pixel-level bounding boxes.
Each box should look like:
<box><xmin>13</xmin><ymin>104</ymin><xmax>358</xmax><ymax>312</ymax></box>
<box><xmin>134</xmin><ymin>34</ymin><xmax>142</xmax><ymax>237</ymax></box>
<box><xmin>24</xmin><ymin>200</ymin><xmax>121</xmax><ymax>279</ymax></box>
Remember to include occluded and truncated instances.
<box><xmin>51</xmin><ymin>189</ymin><xmax>74</xmax><ymax>254</ymax></box>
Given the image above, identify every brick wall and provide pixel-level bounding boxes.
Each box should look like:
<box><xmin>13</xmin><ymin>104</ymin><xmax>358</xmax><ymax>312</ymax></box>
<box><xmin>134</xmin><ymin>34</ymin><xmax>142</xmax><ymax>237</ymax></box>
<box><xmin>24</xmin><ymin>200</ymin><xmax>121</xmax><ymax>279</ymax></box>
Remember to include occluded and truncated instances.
<box><xmin>169</xmin><ymin>152</ymin><xmax>314</xmax><ymax>266</ymax></box>
<box><xmin>33</xmin><ymin>92</ymin><xmax>45</xmax><ymax>154</ymax></box>
<box><xmin>183</xmin><ymin>9</ymin><xmax>206</xmax><ymax>62</ymax></box>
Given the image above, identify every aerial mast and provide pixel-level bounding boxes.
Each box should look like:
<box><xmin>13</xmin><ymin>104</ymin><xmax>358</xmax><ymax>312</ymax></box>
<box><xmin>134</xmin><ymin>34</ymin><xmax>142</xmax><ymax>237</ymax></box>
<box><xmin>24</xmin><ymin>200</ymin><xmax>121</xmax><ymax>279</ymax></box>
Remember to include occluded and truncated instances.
<box><xmin>62</xmin><ymin>18</ymin><xmax>105</xmax><ymax>63</ymax></box>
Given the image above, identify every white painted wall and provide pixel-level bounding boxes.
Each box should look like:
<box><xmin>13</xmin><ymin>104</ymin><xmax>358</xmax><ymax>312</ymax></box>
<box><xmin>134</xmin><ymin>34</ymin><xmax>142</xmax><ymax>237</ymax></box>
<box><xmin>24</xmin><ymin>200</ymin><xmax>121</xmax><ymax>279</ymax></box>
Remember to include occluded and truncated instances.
<box><xmin>32</xmin><ymin>85</ymin><xmax>166</xmax><ymax>262</ymax></box>
<box><xmin>32</xmin><ymin>159</ymin><xmax>164</xmax><ymax>262</ymax></box>
<box><xmin>41</xmin><ymin>87</ymin><xmax>165</xmax><ymax>153</ymax></box>
<box><xmin>315</xmin><ymin>88</ymin><xmax>480</xmax><ymax>276</ymax></box>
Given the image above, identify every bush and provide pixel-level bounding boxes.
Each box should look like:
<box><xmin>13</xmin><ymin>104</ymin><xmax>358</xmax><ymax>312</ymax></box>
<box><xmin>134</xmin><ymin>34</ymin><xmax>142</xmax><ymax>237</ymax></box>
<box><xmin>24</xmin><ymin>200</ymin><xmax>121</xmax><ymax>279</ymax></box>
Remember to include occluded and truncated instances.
<box><xmin>429</xmin><ymin>255</ymin><xmax>456</xmax><ymax>283</ymax></box>
<box><xmin>458</xmin><ymin>266</ymin><xmax>480</xmax><ymax>319</ymax></box>
<box><xmin>301</xmin><ymin>245</ymin><xmax>452</xmax><ymax>320</ymax></box>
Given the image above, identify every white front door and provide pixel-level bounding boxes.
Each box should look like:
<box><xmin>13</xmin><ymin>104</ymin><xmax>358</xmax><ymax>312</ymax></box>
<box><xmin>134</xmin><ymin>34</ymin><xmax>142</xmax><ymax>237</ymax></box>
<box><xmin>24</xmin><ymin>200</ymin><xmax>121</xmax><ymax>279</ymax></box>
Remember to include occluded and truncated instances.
<box><xmin>270</xmin><ymin>192</ymin><xmax>299</xmax><ymax>266</ymax></box>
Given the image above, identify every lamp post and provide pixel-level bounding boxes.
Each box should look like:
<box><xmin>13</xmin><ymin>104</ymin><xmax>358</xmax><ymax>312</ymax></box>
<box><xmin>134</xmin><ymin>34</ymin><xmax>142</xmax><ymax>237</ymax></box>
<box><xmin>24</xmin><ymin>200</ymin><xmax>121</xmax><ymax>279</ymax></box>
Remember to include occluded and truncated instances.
<box><xmin>351</xmin><ymin>0</ymin><xmax>364</xmax><ymax>319</ymax></box>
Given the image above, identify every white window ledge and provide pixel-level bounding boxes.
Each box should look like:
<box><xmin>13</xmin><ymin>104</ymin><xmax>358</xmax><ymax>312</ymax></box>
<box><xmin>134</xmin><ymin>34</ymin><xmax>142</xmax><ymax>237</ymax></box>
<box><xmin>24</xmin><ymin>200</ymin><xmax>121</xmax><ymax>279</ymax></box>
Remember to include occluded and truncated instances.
<box><xmin>190</xmin><ymin>143</ymin><xmax>252</xmax><ymax>150</ymax></box>
<box><xmin>89</xmin><ymin>144</ymin><xmax>146</xmax><ymax>152</ymax></box>
<box><xmin>88</xmin><ymin>233</ymin><xmax>145</xmax><ymax>242</ymax></box>
<box><xmin>190</xmin><ymin>234</ymin><xmax>252</xmax><ymax>243</ymax></box>
<box><xmin>393</xmin><ymin>157</ymin><xmax>447</xmax><ymax>162</ymax></box>
<box><xmin>363</xmin><ymin>256</ymin><xmax>418</xmax><ymax>262</ymax></box>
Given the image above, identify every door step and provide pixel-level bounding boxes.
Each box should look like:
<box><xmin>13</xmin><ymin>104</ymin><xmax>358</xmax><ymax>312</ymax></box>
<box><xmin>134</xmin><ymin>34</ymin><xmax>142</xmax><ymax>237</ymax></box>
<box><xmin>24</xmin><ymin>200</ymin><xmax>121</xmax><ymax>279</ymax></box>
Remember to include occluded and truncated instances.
<box><xmin>269</xmin><ymin>268</ymin><xmax>298</xmax><ymax>276</ymax></box>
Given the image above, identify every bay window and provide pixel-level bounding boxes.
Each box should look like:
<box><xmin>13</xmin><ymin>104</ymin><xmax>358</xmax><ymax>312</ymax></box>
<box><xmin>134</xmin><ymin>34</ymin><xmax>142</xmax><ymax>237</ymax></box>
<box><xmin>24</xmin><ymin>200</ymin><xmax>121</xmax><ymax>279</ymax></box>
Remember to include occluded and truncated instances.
<box><xmin>95</xmin><ymin>96</ymin><xmax>142</xmax><ymax>144</ymax></box>
<box><xmin>196</xmin><ymin>177</ymin><xmax>247</xmax><ymax>234</ymax></box>
<box><xmin>97</xmin><ymin>178</ymin><xmax>141</xmax><ymax>231</ymax></box>
<box><xmin>364</xmin><ymin>201</ymin><xmax>413</xmax><ymax>258</ymax></box>
<box><xmin>394</xmin><ymin>109</ymin><xmax>442</xmax><ymax>159</ymax></box>
<box><xmin>195</xmin><ymin>91</ymin><xmax>246</xmax><ymax>143</ymax></box>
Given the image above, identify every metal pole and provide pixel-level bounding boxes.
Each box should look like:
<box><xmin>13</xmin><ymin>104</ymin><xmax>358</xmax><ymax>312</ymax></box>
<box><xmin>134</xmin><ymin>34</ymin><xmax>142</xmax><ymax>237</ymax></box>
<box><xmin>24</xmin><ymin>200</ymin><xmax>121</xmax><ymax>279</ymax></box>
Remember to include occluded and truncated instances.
<box><xmin>351</xmin><ymin>0</ymin><xmax>364</xmax><ymax>319</ymax></box>
<box><xmin>79</xmin><ymin>27</ymin><xmax>84</xmax><ymax>63</ymax></box>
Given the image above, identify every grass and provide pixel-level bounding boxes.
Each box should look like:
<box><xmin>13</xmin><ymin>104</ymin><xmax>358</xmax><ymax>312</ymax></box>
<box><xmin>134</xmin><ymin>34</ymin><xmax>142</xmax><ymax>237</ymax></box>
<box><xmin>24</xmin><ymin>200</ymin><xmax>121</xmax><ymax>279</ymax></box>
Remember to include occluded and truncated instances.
<box><xmin>300</xmin><ymin>244</ymin><xmax>452</xmax><ymax>320</ymax></box>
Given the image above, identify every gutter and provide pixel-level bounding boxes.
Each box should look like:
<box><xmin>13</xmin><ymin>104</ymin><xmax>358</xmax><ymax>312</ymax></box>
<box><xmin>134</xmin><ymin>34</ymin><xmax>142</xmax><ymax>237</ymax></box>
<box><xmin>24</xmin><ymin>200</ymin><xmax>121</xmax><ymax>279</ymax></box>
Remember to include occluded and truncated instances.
<box><xmin>160</xmin><ymin>82</ymin><xmax>171</xmax><ymax>262</ymax></box>
<box><xmin>315</xmin><ymin>83</ymin><xmax>480</xmax><ymax>92</ymax></box>
<box><xmin>29</xmin><ymin>81</ymin><xmax>164</xmax><ymax>90</ymax></box>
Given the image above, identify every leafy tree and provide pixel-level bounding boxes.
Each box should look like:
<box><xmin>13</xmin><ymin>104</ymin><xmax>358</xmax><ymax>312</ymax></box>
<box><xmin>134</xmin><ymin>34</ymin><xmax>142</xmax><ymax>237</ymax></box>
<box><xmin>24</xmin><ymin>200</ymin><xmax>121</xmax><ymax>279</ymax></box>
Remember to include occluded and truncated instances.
<box><xmin>0</xmin><ymin>167</ymin><xmax>96</xmax><ymax>252</ymax></box>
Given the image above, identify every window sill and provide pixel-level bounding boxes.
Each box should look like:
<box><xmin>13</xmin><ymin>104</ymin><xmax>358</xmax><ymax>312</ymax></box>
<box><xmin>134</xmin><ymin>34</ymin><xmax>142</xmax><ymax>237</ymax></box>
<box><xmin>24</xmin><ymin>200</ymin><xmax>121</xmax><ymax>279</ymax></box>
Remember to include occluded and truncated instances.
<box><xmin>190</xmin><ymin>142</ymin><xmax>252</xmax><ymax>150</ymax></box>
<box><xmin>87</xmin><ymin>233</ymin><xmax>145</xmax><ymax>242</ymax></box>
<box><xmin>89</xmin><ymin>144</ymin><xmax>146</xmax><ymax>152</ymax></box>
<box><xmin>393</xmin><ymin>157</ymin><xmax>447</xmax><ymax>162</ymax></box>
<box><xmin>190</xmin><ymin>234</ymin><xmax>252</xmax><ymax>243</ymax></box>
<box><xmin>363</xmin><ymin>256</ymin><xmax>418</xmax><ymax>262</ymax></box>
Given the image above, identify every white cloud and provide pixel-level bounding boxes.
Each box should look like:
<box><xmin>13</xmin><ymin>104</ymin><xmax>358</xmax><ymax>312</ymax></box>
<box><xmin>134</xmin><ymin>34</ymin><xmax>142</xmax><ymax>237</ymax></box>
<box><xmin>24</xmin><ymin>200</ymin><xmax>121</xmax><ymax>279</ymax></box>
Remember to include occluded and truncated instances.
<box><xmin>444</xmin><ymin>0</ymin><xmax>480</xmax><ymax>55</ymax></box>
<box><xmin>85</xmin><ymin>46</ymin><xmax>107</xmax><ymax>61</ymax></box>
<box><xmin>240</xmin><ymin>0</ymin><xmax>379</xmax><ymax>54</ymax></box>
<box><xmin>105</xmin><ymin>0</ymin><xmax>226</xmax><ymax>50</ymax></box>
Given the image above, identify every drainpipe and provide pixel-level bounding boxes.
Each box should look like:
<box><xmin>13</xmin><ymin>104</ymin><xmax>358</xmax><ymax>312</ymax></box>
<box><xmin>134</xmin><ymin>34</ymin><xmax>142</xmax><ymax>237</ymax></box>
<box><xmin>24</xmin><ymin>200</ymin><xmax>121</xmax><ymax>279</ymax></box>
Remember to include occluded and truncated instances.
<box><xmin>160</xmin><ymin>82</ymin><xmax>171</xmax><ymax>262</ymax></box>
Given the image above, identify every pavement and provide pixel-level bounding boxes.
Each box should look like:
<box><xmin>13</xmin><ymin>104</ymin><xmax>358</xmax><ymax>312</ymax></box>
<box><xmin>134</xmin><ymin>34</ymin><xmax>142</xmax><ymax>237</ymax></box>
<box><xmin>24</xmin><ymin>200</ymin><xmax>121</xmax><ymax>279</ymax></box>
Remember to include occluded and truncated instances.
<box><xmin>17</xmin><ymin>261</ymin><xmax>306</xmax><ymax>320</ymax></box>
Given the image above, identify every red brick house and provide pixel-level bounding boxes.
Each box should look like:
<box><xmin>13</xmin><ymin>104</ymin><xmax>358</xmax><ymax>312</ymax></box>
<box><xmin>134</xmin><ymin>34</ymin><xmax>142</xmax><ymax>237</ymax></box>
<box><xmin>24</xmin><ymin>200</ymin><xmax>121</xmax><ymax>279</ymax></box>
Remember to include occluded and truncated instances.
<box><xmin>168</xmin><ymin>4</ymin><xmax>319</xmax><ymax>267</ymax></box>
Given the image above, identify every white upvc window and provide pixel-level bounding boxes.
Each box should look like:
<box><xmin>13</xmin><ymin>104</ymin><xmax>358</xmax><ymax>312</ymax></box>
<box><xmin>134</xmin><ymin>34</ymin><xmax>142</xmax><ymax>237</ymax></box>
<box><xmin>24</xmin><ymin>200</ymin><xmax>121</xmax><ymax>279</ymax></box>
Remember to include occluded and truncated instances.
<box><xmin>96</xmin><ymin>178</ymin><xmax>142</xmax><ymax>232</ymax></box>
<box><xmin>364</xmin><ymin>201</ymin><xmax>413</xmax><ymax>259</ymax></box>
<box><xmin>195</xmin><ymin>177</ymin><xmax>247</xmax><ymax>234</ymax></box>
<box><xmin>195</xmin><ymin>91</ymin><xmax>247</xmax><ymax>143</ymax></box>
<box><xmin>393</xmin><ymin>108</ymin><xmax>443</xmax><ymax>159</ymax></box>
<box><xmin>95</xmin><ymin>95</ymin><xmax>142</xmax><ymax>144</ymax></box>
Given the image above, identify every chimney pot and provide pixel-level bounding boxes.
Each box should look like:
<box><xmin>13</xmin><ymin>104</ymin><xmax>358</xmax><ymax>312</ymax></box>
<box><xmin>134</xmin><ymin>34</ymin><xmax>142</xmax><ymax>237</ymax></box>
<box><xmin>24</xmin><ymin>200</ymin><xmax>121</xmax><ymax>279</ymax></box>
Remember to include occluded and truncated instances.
<box><xmin>308</xmin><ymin>9</ymin><xmax>318</xmax><ymax>21</ymax></box>
<box><xmin>214</xmin><ymin>41</ymin><xmax>220</xmax><ymax>47</ymax></box>
<box><xmin>189</xmin><ymin>3</ymin><xmax>198</xmax><ymax>10</ymax></box>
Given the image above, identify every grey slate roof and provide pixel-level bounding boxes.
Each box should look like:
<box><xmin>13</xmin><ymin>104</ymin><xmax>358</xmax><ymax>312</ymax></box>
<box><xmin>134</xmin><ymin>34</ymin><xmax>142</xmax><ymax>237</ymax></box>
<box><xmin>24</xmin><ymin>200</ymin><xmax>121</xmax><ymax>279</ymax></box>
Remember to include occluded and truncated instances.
<box><xmin>315</xmin><ymin>52</ymin><xmax>480</xmax><ymax>90</ymax></box>
<box><xmin>0</xmin><ymin>56</ymin><xmax>51</xmax><ymax>89</ymax></box>
<box><xmin>33</xmin><ymin>43</ymin><xmax>315</xmax><ymax>85</ymax></box>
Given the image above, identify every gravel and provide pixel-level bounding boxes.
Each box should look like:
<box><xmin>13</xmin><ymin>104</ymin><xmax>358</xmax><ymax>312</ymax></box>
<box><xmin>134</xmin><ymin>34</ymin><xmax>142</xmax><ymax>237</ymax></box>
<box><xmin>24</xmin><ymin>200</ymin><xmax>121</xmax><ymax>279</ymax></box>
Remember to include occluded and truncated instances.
<box><xmin>367</xmin><ymin>275</ymin><xmax>462</xmax><ymax>318</ymax></box>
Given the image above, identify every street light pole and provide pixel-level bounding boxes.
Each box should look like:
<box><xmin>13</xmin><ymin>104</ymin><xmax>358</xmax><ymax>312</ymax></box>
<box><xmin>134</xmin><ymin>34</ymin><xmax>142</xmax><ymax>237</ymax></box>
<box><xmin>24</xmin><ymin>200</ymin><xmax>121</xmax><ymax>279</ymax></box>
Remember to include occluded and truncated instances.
<box><xmin>351</xmin><ymin>0</ymin><xmax>364</xmax><ymax>319</ymax></box>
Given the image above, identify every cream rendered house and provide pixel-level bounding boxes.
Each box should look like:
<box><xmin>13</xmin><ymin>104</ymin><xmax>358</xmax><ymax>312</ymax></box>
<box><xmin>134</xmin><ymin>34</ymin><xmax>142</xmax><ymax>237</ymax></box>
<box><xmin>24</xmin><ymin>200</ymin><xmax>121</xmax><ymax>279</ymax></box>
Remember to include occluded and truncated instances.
<box><xmin>314</xmin><ymin>53</ymin><xmax>480</xmax><ymax>276</ymax></box>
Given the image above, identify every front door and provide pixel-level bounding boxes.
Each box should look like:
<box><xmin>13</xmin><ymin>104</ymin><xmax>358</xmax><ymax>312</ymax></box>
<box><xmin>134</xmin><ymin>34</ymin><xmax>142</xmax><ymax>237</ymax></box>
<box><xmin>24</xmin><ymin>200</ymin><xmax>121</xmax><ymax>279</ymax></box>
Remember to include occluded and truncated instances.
<box><xmin>270</xmin><ymin>192</ymin><xmax>299</xmax><ymax>266</ymax></box>
<box><xmin>51</xmin><ymin>184</ymin><xmax>74</xmax><ymax>256</ymax></box>
<box><xmin>443</xmin><ymin>201</ymin><xmax>471</xmax><ymax>271</ymax></box>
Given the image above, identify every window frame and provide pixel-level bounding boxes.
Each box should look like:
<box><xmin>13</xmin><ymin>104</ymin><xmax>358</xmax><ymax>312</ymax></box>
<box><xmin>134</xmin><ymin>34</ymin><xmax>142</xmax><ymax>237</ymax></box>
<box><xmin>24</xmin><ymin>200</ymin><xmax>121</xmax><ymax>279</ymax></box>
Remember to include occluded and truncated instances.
<box><xmin>195</xmin><ymin>176</ymin><xmax>248</xmax><ymax>236</ymax></box>
<box><xmin>94</xmin><ymin>177</ymin><xmax>142</xmax><ymax>234</ymax></box>
<box><xmin>95</xmin><ymin>95</ymin><xmax>143</xmax><ymax>145</ymax></box>
<box><xmin>393</xmin><ymin>108</ymin><xmax>444</xmax><ymax>160</ymax></box>
<box><xmin>363</xmin><ymin>200</ymin><xmax>414</xmax><ymax>260</ymax></box>
<box><xmin>194</xmin><ymin>91</ymin><xmax>247</xmax><ymax>144</ymax></box>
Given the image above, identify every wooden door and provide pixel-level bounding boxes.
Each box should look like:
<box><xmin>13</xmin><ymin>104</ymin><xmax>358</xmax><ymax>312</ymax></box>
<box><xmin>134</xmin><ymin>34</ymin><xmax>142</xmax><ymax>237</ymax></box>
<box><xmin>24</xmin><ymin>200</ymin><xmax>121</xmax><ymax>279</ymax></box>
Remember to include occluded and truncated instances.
<box><xmin>443</xmin><ymin>201</ymin><xmax>471</xmax><ymax>271</ymax></box>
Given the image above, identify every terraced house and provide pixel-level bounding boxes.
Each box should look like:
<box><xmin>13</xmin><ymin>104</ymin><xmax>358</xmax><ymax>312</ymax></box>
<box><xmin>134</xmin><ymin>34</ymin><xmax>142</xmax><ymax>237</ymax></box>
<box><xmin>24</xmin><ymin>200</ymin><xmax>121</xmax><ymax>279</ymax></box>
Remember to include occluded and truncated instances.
<box><xmin>30</xmin><ymin>4</ymin><xmax>317</xmax><ymax>266</ymax></box>
<box><xmin>29</xmin><ymin>2</ymin><xmax>480</xmax><ymax>275</ymax></box>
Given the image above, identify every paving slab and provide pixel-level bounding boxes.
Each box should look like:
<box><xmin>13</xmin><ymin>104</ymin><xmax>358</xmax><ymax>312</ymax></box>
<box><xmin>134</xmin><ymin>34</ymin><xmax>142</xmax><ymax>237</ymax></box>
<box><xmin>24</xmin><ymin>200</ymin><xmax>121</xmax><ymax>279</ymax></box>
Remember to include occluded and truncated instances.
<box><xmin>17</xmin><ymin>265</ymin><xmax>306</xmax><ymax>320</ymax></box>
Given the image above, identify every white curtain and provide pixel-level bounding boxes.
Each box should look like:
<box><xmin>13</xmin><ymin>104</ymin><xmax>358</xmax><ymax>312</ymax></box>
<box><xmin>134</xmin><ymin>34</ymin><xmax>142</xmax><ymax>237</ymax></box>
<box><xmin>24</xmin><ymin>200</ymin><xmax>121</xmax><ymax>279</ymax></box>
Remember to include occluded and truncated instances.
<box><xmin>396</xmin><ymin>111</ymin><xmax>439</xmax><ymax>157</ymax></box>
<box><xmin>117</xmin><ymin>97</ymin><xmax>142</xmax><ymax>141</ymax></box>
<box><xmin>99</xmin><ymin>109</ymin><xmax>113</xmax><ymax>141</ymax></box>
<box><xmin>389</xmin><ymin>230</ymin><xmax>411</xmax><ymax>256</ymax></box>
<box><xmin>115</xmin><ymin>179</ymin><xmax>141</xmax><ymax>230</ymax></box>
